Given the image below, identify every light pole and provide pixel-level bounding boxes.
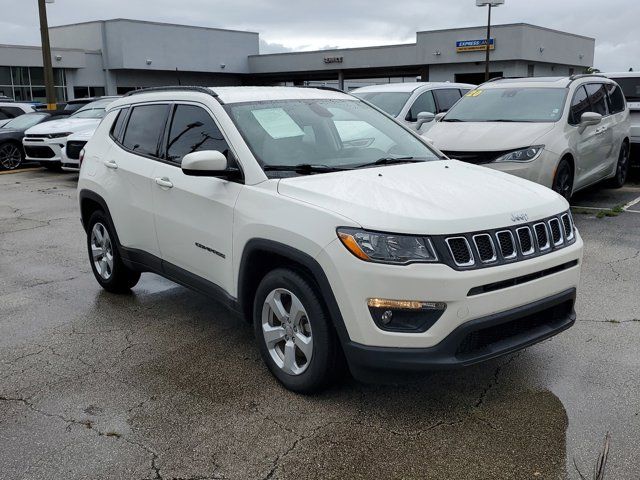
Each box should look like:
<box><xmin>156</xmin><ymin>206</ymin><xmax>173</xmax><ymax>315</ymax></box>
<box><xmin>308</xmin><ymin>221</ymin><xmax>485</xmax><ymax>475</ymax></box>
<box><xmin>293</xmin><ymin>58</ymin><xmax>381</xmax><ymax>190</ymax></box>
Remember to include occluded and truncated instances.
<box><xmin>476</xmin><ymin>0</ymin><xmax>504</xmax><ymax>82</ymax></box>
<box><xmin>38</xmin><ymin>0</ymin><xmax>56</xmax><ymax>109</ymax></box>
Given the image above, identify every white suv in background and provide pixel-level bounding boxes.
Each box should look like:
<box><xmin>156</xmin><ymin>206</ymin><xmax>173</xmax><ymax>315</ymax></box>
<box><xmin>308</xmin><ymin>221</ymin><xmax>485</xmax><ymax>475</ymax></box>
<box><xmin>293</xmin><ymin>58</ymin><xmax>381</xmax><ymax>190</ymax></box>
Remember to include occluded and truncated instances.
<box><xmin>426</xmin><ymin>76</ymin><xmax>631</xmax><ymax>199</ymax></box>
<box><xmin>78</xmin><ymin>86</ymin><xmax>582</xmax><ymax>392</ymax></box>
<box><xmin>351</xmin><ymin>82</ymin><xmax>475</xmax><ymax>133</ymax></box>
<box><xmin>604</xmin><ymin>72</ymin><xmax>640</xmax><ymax>158</ymax></box>
<box><xmin>23</xmin><ymin>97</ymin><xmax>117</xmax><ymax>171</ymax></box>
<box><xmin>0</xmin><ymin>102</ymin><xmax>37</xmax><ymax>128</ymax></box>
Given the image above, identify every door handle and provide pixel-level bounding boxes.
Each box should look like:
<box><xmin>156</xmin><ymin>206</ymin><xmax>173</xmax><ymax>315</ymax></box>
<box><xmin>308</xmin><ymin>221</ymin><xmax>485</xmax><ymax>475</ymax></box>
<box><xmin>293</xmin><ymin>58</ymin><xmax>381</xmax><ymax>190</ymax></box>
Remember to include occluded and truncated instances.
<box><xmin>154</xmin><ymin>177</ymin><xmax>173</xmax><ymax>188</ymax></box>
<box><xmin>103</xmin><ymin>159</ymin><xmax>118</xmax><ymax>169</ymax></box>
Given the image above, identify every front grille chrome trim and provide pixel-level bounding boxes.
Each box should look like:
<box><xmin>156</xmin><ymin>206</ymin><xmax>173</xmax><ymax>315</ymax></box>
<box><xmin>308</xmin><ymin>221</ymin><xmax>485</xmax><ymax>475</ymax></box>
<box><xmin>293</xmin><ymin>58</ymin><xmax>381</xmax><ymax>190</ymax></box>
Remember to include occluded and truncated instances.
<box><xmin>516</xmin><ymin>227</ymin><xmax>535</xmax><ymax>256</ymax></box>
<box><xmin>561</xmin><ymin>213</ymin><xmax>574</xmax><ymax>241</ymax></box>
<box><xmin>495</xmin><ymin>230</ymin><xmax>517</xmax><ymax>260</ymax></box>
<box><xmin>446</xmin><ymin>237</ymin><xmax>475</xmax><ymax>267</ymax></box>
<box><xmin>548</xmin><ymin>218</ymin><xmax>564</xmax><ymax>246</ymax></box>
<box><xmin>533</xmin><ymin>222</ymin><xmax>551</xmax><ymax>251</ymax></box>
<box><xmin>472</xmin><ymin>233</ymin><xmax>497</xmax><ymax>263</ymax></box>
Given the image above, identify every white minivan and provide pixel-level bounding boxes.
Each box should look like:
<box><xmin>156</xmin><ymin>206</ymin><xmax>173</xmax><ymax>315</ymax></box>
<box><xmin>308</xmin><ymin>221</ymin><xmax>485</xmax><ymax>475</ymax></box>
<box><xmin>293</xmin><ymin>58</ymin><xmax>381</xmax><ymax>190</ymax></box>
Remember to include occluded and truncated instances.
<box><xmin>351</xmin><ymin>82</ymin><xmax>475</xmax><ymax>133</ymax></box>
<box><xmin>426</xmin><ymin>76</ymin><xmax>631</xmax><ymax>199</ymax></box>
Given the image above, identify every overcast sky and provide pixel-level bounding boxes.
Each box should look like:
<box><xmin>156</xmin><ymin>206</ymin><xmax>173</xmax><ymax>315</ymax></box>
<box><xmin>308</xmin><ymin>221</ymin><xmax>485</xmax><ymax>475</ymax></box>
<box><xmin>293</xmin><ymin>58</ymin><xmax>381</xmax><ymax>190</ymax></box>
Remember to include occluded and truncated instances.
<box><xmin>0</xmin><ymin>0</ymin><xmax>637</xmax><ymax>72</ymax></box>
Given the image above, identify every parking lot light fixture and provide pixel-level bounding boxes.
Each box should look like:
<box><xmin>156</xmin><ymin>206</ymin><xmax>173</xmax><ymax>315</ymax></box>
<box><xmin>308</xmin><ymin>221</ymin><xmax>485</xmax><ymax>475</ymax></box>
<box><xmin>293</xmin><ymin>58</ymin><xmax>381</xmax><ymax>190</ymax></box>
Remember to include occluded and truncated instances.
<box><xmin>476</xmin><ymin>0</ymin><xmax>505</xmax><ymax>82</ymax></box>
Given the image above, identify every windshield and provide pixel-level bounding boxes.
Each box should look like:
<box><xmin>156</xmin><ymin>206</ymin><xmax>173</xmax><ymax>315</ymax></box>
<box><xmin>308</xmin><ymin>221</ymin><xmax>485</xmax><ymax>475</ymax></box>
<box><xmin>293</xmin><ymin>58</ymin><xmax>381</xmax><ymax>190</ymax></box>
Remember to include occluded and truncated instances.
<box><xmin>225</xmin><ymin>98</ymin><xmax>440</xmax><ymax>176</ymax></box>
<box><xmin>608</xmin><ymin>78</ymin><xmax>640</xmax><ymax>101</ymax></box>
<box><xmin>351</xmin><ymin>92</ymin><xmax>411</xmax><ymax>117</ymax></box>
<box><xmin>443</xmin><ymin>87</ymin><xmax>567</xmax><ymax>123</ymax></box>
<box><xmin>3</xmin><ymin>113</ymin><xmax>48</xmax><ymax>130</ymax></box>
<box><xmin>71</xmin><ymin>99</ymin><xmax>114</xmax><ymax>119</ymax></box>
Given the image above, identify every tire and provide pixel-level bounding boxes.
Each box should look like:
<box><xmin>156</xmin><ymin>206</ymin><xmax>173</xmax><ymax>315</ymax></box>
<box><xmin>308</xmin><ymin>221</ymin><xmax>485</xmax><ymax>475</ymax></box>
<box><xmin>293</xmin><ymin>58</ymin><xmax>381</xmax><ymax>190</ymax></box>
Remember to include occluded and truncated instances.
<box><xmin>552</xmin><ymin>158</ymin><xmax>574</xmax><ymax>201</ymax></box>
<box><xmin>0</xmin><ymin>142</ymin><xmax>24</xmax><ymax>170</ymax></box>
<box><xmin>41</xmin><ymin>161</ymin><xmax>63</xmax><ymax>172</ymax></box>
<box><xmin>607</xmin><ymin>142</ymin><xmax>630</xmax><ymax>189</ymax></box>
<box><xmin>253</xmin><ymin>268</ymin><xmax>343</xmax><ymax>393</ymax></box>
<box><xmin>86</xmin><ymin>210</ymin><xmax>141</xmax><ymax>293</ymax></box>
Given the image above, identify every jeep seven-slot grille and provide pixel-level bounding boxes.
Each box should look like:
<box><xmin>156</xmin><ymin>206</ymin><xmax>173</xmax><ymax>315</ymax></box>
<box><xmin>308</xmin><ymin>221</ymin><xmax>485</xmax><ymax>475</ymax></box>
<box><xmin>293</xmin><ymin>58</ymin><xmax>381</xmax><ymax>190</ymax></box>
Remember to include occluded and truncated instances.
<box><xmin>441</xmin><ymin>211</ymin><xmax>576</xmax><ymax>270</ymax></box>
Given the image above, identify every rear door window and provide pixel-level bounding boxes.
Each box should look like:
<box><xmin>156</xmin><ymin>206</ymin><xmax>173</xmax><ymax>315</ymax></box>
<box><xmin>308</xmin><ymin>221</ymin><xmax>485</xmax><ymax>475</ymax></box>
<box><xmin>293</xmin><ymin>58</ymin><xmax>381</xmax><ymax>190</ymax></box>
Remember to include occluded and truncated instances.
<box><xmin>406</xmin><ymin>91</ymin><xmax>436</xmax><ymax>122</ymax></box>
<box><xmin>121</xmin><ymin>104</ymin><xmax>169</xmax><ymax>157</ymax></box>
<box><xmin>605</xmin><ymin>84</ymin><xmax>626</xmax><ymax>114</ymax></box>
<box><xmin>585</xmin><ymin>83</ymin><xmax>609</xmax><ymax>116</ymax></box>
<box><xmin>569</xmin><ymin>86</ymin><xmax>590</xmax><ymax>125</ymax></box>
<box><xmin>433</xmin><ymin>89</ymin><xmax>462</xmax><ymax>113</ymax></box>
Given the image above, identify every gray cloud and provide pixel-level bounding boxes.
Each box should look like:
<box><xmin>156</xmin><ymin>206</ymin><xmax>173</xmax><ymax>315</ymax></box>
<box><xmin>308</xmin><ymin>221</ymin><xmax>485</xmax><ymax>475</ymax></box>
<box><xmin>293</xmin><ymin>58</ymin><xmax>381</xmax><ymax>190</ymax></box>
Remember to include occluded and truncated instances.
<box><xmin>1</xmin><ymin>0</ymin><xmax>637</xmax><ymax>71</ymax></box>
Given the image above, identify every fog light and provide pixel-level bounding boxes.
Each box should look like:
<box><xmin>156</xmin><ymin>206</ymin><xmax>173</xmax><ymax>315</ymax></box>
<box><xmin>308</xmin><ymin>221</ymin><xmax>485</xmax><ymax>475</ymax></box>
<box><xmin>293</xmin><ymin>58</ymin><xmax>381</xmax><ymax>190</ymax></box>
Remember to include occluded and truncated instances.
<box><xmin>367</xmin><ymin>298</ymin><xmax>447</xmax><ymax>333</ymax></box>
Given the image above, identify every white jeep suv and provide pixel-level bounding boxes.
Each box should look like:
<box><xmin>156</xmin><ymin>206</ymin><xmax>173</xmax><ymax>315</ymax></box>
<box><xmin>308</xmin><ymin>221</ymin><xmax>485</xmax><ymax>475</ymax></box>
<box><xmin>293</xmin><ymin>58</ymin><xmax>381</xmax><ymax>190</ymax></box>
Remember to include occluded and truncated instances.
<box><xmin>426</xmin><ymin>76</ymin><xmax>631</xmax><ymax>200</ymax></box>
<box><xmin>78</xmin><ymin>86</ymin><xmax>583</xmax><ymax>392</ymax></box>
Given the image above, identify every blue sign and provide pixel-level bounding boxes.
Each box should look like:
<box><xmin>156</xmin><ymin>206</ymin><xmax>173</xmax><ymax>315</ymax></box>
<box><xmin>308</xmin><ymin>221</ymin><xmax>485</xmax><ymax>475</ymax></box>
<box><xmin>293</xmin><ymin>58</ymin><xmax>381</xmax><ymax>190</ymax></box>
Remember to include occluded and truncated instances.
<box><xmin>456</xmin><ymin>38</ymin><xmax>495</xmax><ymax>52</ymax></box>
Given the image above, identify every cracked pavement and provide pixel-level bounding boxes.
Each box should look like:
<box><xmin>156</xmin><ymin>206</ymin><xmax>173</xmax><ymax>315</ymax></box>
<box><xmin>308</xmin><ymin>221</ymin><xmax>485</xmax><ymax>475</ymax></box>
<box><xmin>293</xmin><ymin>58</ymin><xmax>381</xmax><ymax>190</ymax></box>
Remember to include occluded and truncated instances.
<box><xmin>1</xmin><ymin>168</ymin><xmax>639</xmax><ymax>479</ymax></box>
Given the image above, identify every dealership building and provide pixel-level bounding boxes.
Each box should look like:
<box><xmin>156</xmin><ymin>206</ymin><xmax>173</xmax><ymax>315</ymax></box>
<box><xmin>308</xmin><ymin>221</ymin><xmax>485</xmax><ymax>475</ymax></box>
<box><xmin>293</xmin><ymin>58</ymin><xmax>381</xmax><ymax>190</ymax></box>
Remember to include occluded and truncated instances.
<box><xmin>0</xmin><ymin>19</ymin><xmax>595</xmax><ymax>102</ymax></box>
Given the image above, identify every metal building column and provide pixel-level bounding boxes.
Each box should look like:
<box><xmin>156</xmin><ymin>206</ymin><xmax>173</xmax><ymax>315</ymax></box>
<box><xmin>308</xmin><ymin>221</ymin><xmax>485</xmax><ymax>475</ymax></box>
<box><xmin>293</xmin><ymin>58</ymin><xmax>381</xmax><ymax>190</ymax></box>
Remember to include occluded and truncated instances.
<box><xmin>338</xmin><ymin>70</ymin><xmax>345</xmax><ymax>91</ymax></box>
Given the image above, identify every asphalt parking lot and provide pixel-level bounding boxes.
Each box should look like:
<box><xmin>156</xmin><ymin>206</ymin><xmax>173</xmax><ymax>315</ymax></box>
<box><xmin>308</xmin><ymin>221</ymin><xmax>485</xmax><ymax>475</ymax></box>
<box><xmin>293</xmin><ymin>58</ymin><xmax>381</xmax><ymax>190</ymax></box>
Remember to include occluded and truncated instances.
<box><xmin>1</xmin><ymin>167</ymin><xmax>639</xmax><ymax>480</ymax></box>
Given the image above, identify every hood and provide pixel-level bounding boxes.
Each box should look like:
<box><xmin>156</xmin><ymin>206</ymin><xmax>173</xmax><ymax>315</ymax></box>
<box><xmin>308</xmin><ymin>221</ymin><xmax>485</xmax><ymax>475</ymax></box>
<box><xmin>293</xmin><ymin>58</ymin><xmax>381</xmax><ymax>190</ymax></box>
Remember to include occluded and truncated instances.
<box><xmin>277</xmin><ymin>160</ymin><xmax>567</xmax><ymax>235</ymax></box>
<box><xmin>67</xmin><ymin>128</ymin><xmax>96</xmax><ymax>141</ymax></box>
<box><xmin>25</xmin><ymin>117</ymin><xmax>101</xmax><ymax>135</ymax></box>
<box><xmin>426</xmin><ymin>121</ymin><xmax>555</xmax><ymax>152</ymax></box>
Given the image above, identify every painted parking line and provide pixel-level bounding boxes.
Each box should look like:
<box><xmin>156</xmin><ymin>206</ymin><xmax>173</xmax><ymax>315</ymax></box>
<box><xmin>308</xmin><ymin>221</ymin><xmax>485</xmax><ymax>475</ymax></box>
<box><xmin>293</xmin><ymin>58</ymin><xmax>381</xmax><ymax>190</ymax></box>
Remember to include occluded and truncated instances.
<box><xmin>0</xmin><ymin>167</ymin><xmax>43</xmax><ymax>176</ymax></box>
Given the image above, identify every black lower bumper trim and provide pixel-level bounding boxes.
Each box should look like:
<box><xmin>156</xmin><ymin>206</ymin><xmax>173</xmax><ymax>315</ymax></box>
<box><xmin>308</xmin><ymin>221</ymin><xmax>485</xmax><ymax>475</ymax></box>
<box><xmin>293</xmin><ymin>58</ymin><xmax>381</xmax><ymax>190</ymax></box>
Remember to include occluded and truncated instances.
<box><xmin>343</xmin><ymin>288</ymin><xmax>576</xmax><ymax>381</ymax></box>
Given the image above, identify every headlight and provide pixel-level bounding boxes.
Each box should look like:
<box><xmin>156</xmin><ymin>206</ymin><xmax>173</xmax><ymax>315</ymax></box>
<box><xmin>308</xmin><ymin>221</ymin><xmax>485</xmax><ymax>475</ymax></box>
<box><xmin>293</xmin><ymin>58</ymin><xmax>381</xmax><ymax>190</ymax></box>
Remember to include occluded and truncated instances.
<box><xmin>337</xmin><ymin>228</ymin><xmax>438</xmax><ymax>264</ymax></box>
<box><xmin>47</xmin><ymin>132</ymin><xmax>72</xmax><ymax>139</ymax></box>
<box><xmin>494</xmin><ymin>145</ymin><xmax>544</xmax><ymax>163</ymax></box>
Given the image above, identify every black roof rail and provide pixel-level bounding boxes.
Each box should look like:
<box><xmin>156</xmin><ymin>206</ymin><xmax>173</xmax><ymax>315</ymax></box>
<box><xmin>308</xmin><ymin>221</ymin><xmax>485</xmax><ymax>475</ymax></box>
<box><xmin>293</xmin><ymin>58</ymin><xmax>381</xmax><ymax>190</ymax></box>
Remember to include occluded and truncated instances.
<box><xmin>299</xmin><ymin>85</ymin><xmax>347</xmax><ymax>93</ymax></box>
<box><xmin>124</xmin><ymin>86</ymin><xmax>223</xmax><ymax>103</ymax></box>
<box><xmin>567</xmin><ymin>73</ymin><xmax>609</xmax><ymax>85</ymax></box>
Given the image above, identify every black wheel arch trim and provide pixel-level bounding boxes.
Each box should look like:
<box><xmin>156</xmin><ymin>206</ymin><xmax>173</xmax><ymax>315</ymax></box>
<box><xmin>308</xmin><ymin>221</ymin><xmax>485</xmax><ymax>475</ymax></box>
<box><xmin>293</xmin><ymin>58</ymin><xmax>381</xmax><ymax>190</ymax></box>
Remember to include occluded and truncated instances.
<box><xmin>237</xmin><ymin>238</ymin><xmax>352</xmax><ymax>346</ymax></box>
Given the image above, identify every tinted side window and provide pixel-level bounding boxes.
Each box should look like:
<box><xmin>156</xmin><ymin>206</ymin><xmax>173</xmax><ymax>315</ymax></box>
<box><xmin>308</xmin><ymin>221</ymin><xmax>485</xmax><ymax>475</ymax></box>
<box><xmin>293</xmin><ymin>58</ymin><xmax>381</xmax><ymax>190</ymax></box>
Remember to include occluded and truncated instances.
<box><xmin>433</xmin><ymin>89</ymin><xmax>462</xmax><ymax>113</ymax></box>
<box><xmin>166</xmin><ymin>105</ymin><xmax>230</xmax><ymax>165</ymax></box>
<box><xmin>0</xmin><ymin>107</ymin><xmax>24</xmax><ymax>119</ymax></box>
<box><xmin>585</xmin><ymin>83</ymin><xmax>608</xmax><ymax>116</ymax></box>
<box><xmin>122</xmin><ymin>105</ymin><xmax>169</xmax><ymax>157</ymax></box>
<box><xmin>569</xmin><ymin>86</ymin><xmax>590</xmax><ymax>125</ymax></box>
<box><xmin>406</xmin><ymin>91</ymin><xmax>436</xmax><ymax>122</ymax></box>
<box><xmin>606</xmin><ymin>84</ymin><xmax>625</xmax><ymax>114</ymax></box>
<box><xmin>110</xmin><ymin>107</ymin><xmax>130</xmax><ymax>142</ymax></box>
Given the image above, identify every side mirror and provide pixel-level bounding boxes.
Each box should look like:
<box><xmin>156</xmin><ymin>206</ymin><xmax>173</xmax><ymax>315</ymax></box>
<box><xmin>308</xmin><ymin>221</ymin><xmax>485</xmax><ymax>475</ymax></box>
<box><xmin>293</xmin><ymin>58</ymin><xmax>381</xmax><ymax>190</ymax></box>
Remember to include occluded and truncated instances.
<box><xmin>435</xmin><ymin>112</ymin><xmax>447</xmax><ymax>122</ymax></box>
<box><xmin>579</xmin><ymin>112</ymin><xmax>602</xmax><ymax>132</ymax></box>
<box><xmin>416</xmin><ymin>111</ymin><xmax>435</xmax><ymax>130</ymax></box>
<box><xmin>181</xmin><ymin>150</ymin><xmax>240</xmax><ymax>180</ymax></box>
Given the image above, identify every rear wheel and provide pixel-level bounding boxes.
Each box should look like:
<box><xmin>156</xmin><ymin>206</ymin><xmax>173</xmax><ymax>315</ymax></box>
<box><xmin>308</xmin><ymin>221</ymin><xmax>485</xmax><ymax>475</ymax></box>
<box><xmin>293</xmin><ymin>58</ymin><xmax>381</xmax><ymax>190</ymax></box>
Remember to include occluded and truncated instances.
<box><xmin>86</xmin><ymin>211</ymin><xmax>141</xmax><ymax>293</ymax></box>
<box><xmin>253</xmin><ymin>268</ymin><xmax>342</xmax><ymax>393</ymax></box>
<box><xmin>607</xmin><ymin>142</ymin><xmax>630</xmax><ymax>188</ymax></box>
<box><xmin>552</xmin><ymin>158</ymin><xmax>574</xmax><ymax>201</ymax></box>
<box><xmin>0</xmin><ymin>142</ymin><xmax>23</xmax><ymax>170</ymax></box>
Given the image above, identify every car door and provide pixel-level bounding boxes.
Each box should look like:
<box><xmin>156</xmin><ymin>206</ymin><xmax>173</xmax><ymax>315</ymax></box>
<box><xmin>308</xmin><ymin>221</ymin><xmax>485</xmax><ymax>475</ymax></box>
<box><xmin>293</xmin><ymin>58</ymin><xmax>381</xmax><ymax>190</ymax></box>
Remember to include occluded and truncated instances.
<box><xmin>151</xmin><ymin>103</ymin><xmax>242</xmax><ymax>292</ymax></box>
<box><xmin>104</xmin><ymin>104</ymin><xmax>170</xmax><ymax>258</ymax></box>
<box><xmin>404</xmin><ymin>90</ymin><xmax>436</xmax><ymax>132</ymax></box>
<box><xmin>582</xmin><ymin>83</ymin><xmax>615</xmax><ymax>185</ymax></box>
<box><xmin>569</xmin><ymin>85</ymin><xmax>608</xmax><ymax>190</ymax></box>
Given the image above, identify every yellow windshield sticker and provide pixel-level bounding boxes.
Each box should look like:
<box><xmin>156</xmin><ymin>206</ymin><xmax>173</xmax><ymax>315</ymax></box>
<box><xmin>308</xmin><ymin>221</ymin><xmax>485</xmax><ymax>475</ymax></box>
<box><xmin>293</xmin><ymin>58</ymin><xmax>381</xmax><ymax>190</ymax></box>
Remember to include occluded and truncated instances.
<box><xmin>465</xmin><ymin>89</ymin><xmax>483</xmax><ymax>97</ymax></box>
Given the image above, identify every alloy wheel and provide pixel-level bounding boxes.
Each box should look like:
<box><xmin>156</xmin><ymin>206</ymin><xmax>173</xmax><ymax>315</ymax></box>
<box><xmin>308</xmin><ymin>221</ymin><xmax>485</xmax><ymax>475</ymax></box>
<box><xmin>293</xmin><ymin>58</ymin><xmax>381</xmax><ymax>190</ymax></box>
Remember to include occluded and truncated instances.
<box><xmin>553</xmin><ymin>162</ymin><xmax>573</xmax><ymax>201</ymax></box>
<box><xmin>0</xmin><ymin>143</ymin><xmax>22</xmax><ymax>170</ymax></box>
<box><xmin>261</xmin><ymin>288</ymin><xmax>313</xmax><ymax>376</ymax></box>
<box><xmin>90</xmin><ymin>222</ymin><xmax>114</xmax><ymax>280</ymax></box>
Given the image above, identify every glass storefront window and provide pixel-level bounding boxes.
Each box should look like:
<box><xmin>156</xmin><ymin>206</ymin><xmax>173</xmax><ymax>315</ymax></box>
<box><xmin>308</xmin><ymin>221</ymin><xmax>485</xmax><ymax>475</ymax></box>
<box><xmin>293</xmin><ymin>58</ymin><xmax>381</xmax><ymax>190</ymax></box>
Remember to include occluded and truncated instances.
<box><xmin>30</xmin><ymin>67</ymin><xmax>45</xmax><ymax>85</ymax></box>
<box><xmin>0</xmin><ymin>67</ymin><xmax>11</xmax><ymax>85</ymax></box>
<box><xmin>0</xmin><ymin>66</ymin><xmax>68</xmax><ymax>102</ymax></box>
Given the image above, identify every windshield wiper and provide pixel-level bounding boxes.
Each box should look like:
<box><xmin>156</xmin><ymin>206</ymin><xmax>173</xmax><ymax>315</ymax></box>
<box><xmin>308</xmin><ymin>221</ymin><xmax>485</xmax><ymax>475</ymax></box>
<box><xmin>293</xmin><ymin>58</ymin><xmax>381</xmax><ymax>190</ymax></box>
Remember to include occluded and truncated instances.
<box><xmin>354</xmin><ymin>156</ymin><xmax>426</xmax><ymax>169</ymax></box>
<box><xmin>262</xmin><ymin>164</ymin><xmax>351</xmax><ymax>175</ymax></box>
<box><xmin>441</xmin><ymin>118</ymin><xmax>465</xmax><ymax>122</ymax></box>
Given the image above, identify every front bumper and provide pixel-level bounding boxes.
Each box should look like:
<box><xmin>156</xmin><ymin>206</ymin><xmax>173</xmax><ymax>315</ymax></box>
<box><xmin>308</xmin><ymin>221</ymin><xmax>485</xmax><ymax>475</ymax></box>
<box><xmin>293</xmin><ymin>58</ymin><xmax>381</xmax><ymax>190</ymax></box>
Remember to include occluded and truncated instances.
<box><xmin>23</xmin><ymin>137</ymin><xmax>67</xmax><ymax>163</ymax></box>
<box><xmin>343</xmin><ymin>288</ymin><xmax>575</xmax><ymax>380</ymax></box>
<box><xmin>483</xmin><ymin>149</ymin><xmax>560</xmax><ymax>189</ymax></box>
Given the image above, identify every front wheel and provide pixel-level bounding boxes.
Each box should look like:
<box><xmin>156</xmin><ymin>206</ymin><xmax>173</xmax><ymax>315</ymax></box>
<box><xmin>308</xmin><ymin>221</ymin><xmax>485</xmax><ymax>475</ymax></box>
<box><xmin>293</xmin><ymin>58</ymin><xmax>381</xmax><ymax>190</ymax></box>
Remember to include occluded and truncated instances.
<box><xmin>0</xmin><ymin>142</ymin><xmax>23</xmax><ymax>170</ymax></box>
<box><xmin>253</xmin><ymin>268</ymin><xmax>343</xmax><ymax>393</ymax></box>
<box><xmin>607</xmin><ymin>142</ymin><xmax>630</xmax><ymax>189</ymax></box>
<box><xmin>86</xmin><ymin>211</ymin><xmax>141</xmax><ymax>293</ymax></box>
<box><xmin>552</xmin><ymin>158</ymin><xmax>574</xmax><ymax>201</ymax></box>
